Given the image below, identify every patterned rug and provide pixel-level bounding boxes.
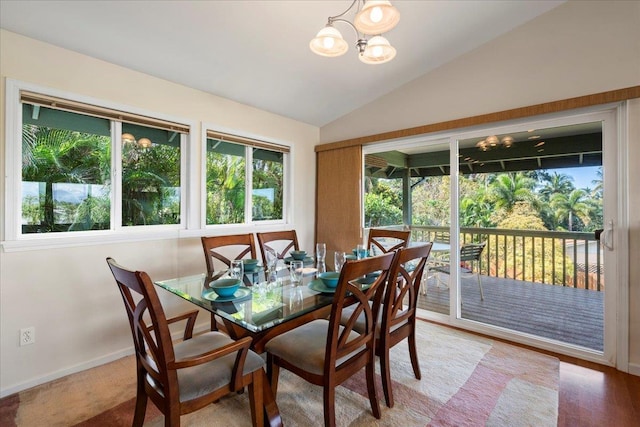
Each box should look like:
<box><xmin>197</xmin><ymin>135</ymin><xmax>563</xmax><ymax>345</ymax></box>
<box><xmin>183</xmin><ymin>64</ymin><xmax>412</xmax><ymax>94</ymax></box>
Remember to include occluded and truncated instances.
<box><xmin>0</xmin><ymin>320</ymin><xmax>559</xmax><ymax>426</ymax></box>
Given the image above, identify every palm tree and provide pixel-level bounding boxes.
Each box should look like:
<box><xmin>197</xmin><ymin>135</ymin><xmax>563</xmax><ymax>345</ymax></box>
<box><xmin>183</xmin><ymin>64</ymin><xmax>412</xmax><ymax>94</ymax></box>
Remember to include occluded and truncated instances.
<box><xmin>22</xmin><ymin>125</ymin><xmax>109</xmax><ymax>231</ymax></box>
<box><xmin>591</xmin><ymin>167</ymin><xmax>603</xmax><ymax>198</ymax></box>
<box><xmin>539</xmin><ymin>172</ymin><xmax>575</xmax><ymax>201</ymax></box>
<box><xmin>550</xmin><ymin>189</ymin><xmax>591</xmax><ymax>231</ymax></box>
<box><xmin>490</xmin><ymin>172</ymin><xmax>536</xmax><ymax>212</ymax></box>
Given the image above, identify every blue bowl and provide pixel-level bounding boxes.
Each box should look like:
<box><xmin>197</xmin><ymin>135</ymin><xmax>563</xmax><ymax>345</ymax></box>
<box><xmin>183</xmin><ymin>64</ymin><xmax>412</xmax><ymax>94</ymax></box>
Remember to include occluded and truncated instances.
<box><xmin>210</xmin><ymin>278</ymin><xmax>241</xmax><ymax>297</ymax></box>
<box><xmin>318</xmin><ymin>271</ymin><xmax>340</xmax><ymax>288</ymax></box>
<box><xmin>290</xmin><ymin>250</ymin><xmax>307</xmax><ymax>260</ymax></box>
<box><xmin>242</xmin><ymin>258</ymin><xmax>259</xmax><ymax>271</ymax></box>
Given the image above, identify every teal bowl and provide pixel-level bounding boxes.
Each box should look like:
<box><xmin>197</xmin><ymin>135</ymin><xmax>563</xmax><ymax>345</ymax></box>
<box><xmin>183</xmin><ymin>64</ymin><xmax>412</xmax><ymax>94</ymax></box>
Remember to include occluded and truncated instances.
<box><xmin>210</xmin><ymin>278</ymin><xmax>241</xmax><ymax>297</ymax></box>
<box><xmin>318</xmin><ymin>271</ymin><xmax>340</xmax><ymax>288</ymax></box>
<box><xmin>352</xmin><ymin>248</ymin><xmax>369</xmax><ymax>258</ymax></box>
<box><xmin>242</xmin><ymin>258</ymin><xmax>259</xmax><ymax>271</ymax></box>
<box><xmin>290</xmin><ymin>250</ymin><xmax>307</xmax><ymax>261</ymax></box>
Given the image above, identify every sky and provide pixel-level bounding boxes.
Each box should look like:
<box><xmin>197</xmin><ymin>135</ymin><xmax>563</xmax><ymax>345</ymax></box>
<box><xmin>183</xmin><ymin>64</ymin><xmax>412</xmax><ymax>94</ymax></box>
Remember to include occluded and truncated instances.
<box><xmin>547</xmin><ymin>166</ymin><xmax>600</xmax><ymax>190</ymax></box>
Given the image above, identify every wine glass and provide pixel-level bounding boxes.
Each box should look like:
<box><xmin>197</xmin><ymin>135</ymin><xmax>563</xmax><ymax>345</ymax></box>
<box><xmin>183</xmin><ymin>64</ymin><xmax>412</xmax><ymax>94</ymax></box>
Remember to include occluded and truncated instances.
<box><xmin>334</xmin><ymin>251</ymin><xmax>346</xmax><ymax>272</ymax></box>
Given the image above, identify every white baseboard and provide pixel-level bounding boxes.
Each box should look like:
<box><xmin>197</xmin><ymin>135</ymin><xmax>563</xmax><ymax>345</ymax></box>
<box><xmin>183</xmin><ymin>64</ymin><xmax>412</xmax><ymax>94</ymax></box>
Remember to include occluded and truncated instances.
<box><xmin>0</xmin><ymin>346</ymin><xmax>134</xmax><ymax>399</ymax></box>
<box><xmin>0</xmin><ymin>322</ymin><xmax>211</xmax><ymax>398</ymax></box>
<box><xmin>628</xmin><ymin>362</ymin><xmax>640</xmax><ymax>376</ymax></box>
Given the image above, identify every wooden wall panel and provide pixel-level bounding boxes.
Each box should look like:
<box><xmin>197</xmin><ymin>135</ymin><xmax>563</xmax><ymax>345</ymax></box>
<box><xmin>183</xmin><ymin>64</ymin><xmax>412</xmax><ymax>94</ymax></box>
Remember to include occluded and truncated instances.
<box><xmin>316</xmin><ymin>145</ymin><xmax>363</xmax><ymax>262</ymax></box>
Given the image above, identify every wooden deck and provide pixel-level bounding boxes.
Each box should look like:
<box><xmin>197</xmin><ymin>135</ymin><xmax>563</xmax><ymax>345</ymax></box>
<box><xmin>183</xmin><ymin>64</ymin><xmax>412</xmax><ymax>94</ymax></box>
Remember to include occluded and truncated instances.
<box><xmin>417</xmin><ymin>273</ymin><xmax>604</xmax><ymax>351</ymax></box>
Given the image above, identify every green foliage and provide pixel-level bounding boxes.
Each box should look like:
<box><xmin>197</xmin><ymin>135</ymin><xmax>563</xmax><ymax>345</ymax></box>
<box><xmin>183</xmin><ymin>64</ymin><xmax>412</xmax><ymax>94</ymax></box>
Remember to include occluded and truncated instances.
<box><xmin>493</xmin><ymin>202</ymin><xmax>573</xmax><ymax>284</ymax></box>
<box><xmin>364</xmin><ymin>192</ymin><xmax>402</xmax><ymax>227</ymax></box>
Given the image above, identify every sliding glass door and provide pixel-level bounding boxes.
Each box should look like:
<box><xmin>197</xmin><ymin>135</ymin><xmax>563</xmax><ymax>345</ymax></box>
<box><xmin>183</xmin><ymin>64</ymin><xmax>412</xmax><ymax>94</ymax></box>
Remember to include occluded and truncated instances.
<box><xmin>364</xmin><ymin>106</ymin><xmax>623</xmax><ymax>365</ymax></box>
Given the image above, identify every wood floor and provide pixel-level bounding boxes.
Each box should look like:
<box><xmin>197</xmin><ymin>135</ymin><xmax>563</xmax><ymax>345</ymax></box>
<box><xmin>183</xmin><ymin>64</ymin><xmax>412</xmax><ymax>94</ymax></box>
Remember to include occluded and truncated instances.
<box><xmin>418</xmin><ymin>272</ymin><xmax>604</xmax><ymax>350</ymax></box>
<box><xmin>422</xmin><ymin>320</ymin><xmax>640</xmax><ymax>427</ymax></box>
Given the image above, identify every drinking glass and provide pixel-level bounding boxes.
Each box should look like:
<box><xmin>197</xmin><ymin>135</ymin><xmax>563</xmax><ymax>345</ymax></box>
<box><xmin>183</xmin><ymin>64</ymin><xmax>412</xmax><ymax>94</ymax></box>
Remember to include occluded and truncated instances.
<box><xmin>290</xmin><ymin>260</ymin><xmax>304</xmax><ymax>286</ymax></box>
<box><xmin>316</xmin><ymin>243</ymin><xmax>326</xmax><ymax>262</ymax></box>
<box><xmin>230</xmin><ymin>259</ymin><xmax>244</xmax><ymax>281</ymax></box>
<box><xmin>264</xmin><ymin>246</ymin><xmax>279</xmax><ymax>283</ymax></box>
<box><xmin>334</xmin><ymin>251</ymin><xmax>346</xmax><ymax>272</ymax></box>
<box><xmin>356</xmin><ymin>244</ymin><xmax>367</xmax><ymax>260</ymax></box>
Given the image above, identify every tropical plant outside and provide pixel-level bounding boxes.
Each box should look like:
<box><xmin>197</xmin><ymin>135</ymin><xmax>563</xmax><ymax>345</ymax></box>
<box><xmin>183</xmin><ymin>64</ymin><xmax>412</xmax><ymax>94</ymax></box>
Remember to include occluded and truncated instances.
<box><xmin>21</xmin><ymin>121</ymin><xmax>181</xmax><ymax>232</ymax></box>
<box><xmin>365</xmin><ymin>168</ymin><xmax>602</xmax><ymax>286</ymax></box>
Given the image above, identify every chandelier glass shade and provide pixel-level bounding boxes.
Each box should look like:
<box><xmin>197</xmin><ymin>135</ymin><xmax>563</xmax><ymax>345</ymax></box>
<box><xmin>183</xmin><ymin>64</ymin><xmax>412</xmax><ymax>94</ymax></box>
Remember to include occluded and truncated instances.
<box><xmin>309</xmin><ymin>25</ymin><xmax>349</xmax><ymax>57</ymax></box>
<box><xmin>360</xmin><ymin>35</ymin><xmax>396</xmax><ymax>64</ymax></box>
<box><xmin>354</xmin><ymin>0</ymin><xmax>400</xmax><ymax>35</ymax></box>
<box><xmin>309</xmin><ymin>0</ymin><xmax>399</xmax><ymax>64</ymax></box>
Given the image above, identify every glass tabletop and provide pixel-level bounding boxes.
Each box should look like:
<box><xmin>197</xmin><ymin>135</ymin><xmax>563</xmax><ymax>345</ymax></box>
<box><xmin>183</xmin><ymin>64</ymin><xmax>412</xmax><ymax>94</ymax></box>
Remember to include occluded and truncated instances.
<box><xmin>155</xmin><ymin>273</ymin><xmax>335</xmax><ymax>333</ymax></box>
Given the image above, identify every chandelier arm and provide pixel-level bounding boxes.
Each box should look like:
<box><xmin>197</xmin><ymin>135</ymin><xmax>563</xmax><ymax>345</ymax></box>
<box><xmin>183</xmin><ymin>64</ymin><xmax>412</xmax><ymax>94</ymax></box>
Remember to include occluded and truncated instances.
<box><xmin>329</xmin><ymin>18</ymin><xmax>361</xmax><ymax>39</ymax></box>
<box><xmin>330</xmin><ymin>18</ymin><xmax>368</xmax><ymax>53</ymax></box>
<box><xmin>327</xmin><ymin>0</ymin><xmax>360</xmax><ymax>21</ymax></box>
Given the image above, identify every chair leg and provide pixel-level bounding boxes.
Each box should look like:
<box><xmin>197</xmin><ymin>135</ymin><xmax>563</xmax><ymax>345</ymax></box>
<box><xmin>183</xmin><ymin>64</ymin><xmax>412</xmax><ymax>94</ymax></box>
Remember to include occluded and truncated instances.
<box><xmin>247</xmin><ymin>371</ymin><xmax>264</xmax><ymax>427</ymax></box>
<box><xmin>210</xmin><ymin>313</ymin><xmax>218</xmax><ymax>331</ymax></box>
<box><xmin>165</xmin><ymin>408</ymin><xmax>180</xmax><ymax>427</ymax></box>
<box><xmin>266</xmin><ymin>353</ymin><xmax>280</xmax><ymax>396</ymax></box>
<box><xmin>380</xmin><ymin>346</ymin><xmax>394</xmax><ymax>408</ymax></box>
<box><xmin>408</xmin><ymin>329</ymin><xmax>421</xmax><ymax>380</ymax></box>
<box><xmin>323</xmin><ymin>384</ymin><xmax>337</xmax><ymax>427</ymax></box>
<box><xmin>133</xmin><ymin>372</ymin><xmax>147</xmax><ymax>427</ymax></box>
<box><xmin>365</xmin><ymin>356</ymin><xmax>381</xmax><ymax>419</ymax></box>
<box><xmin>477</xmin><ymin>273</ymin><xmax>484</xmax><ymax>300</ymax></box>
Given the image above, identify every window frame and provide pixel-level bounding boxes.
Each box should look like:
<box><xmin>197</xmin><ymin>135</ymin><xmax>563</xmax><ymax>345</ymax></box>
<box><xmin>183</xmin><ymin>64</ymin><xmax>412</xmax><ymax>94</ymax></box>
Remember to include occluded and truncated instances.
<box><xmin>201</xmin><ymin>124</ymin><xmax>291</xmax><ymax>229</ymax></box>
<box><xmin>2</xmin><ymin>79</ymin><xmax>196</xmax><ymax>251</ymax></box>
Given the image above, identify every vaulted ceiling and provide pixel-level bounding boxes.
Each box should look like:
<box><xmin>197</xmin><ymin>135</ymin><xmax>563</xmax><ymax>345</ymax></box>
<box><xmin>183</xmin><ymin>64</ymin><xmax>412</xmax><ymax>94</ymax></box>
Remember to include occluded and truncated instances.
<box><xmin>0</xmin><ymin>1</ymin><xmax>564</xmax><ymax>127</ymax></box>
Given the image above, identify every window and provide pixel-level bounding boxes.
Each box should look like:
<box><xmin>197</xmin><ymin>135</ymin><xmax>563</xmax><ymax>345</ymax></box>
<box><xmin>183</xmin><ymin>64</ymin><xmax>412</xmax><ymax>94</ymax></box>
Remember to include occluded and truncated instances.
<box><xmin>205</xmin><ymin>130</ymin><xmax>288</xmax><ymax>225</ymax></box>
<box><xmin>5</xmin><ymin>80</ymin><xmax>190</xmax><ymax>241</ymax></box>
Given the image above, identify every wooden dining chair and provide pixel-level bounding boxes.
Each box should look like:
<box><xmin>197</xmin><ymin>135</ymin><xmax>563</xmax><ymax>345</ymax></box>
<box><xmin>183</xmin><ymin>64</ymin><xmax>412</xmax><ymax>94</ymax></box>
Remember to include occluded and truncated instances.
<box><xmin>201</xmin><ymin>234</ymin><xmax>257</xmax><ymax>286</ymax></box>
<box><xmin>377</xmin><ymin>243</ymin><xmax>432</xmax><ymax>407</ymax></box>
<box><xmin>339</xmin><ymin>243</ymin><xmax>432</xmax><ymax>408</ymax></box>
<box><xmin>265</xmin><ymin>252</ymin><xmax>395</xmax><ymax>427</ymax></box>
<box><xmin>256</xmin><ymin>230</ymin><xmax>299</xmax><ymax>266</ymax></box>
<box><xmin>106</xmin><ymin>257</ymin><xmax>266</xmax><ymax>427</ymax></box>
<box><xmin>367</xmin><ymin>228</ymin><xmax>411</xmax><ymax>256</ymax></box>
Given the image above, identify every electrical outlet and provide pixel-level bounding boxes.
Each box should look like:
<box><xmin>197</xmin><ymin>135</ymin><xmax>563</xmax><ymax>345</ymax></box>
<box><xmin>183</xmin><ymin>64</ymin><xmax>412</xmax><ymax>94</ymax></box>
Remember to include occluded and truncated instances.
<box><xmin>20</xmin><ymin>327</ymin><xmax>35</xmax><ymax>346</ymax></box>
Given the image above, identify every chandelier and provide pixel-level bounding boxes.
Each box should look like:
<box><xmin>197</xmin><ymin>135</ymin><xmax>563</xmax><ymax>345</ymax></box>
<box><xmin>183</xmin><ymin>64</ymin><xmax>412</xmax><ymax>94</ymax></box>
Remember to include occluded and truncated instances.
<box><xmin>309</xmin><ymin>0</ymin><xmax>400</xmax><ymax>64</ymax></box>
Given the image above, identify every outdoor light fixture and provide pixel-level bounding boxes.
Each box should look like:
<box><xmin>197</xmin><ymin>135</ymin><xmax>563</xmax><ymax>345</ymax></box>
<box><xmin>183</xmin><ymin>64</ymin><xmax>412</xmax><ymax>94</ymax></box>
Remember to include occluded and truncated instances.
<box><xmin>476</xmin><ymin>135</ymin><xmax>515</xmax><ymax>151</ymax></box>
<box><xmin>121</xmin><ymin>133</ymin><xmax>136</xmax><ymax>145</ymax></box>
<box><xmin>309</xmin><ymin>0</ymin><xmax>399</xmax><ymax>64</ymax></box>
<box><xmin>137</xmin><ymin>137</ymin><xmax>152</xmax><ymax>148</ymax></box>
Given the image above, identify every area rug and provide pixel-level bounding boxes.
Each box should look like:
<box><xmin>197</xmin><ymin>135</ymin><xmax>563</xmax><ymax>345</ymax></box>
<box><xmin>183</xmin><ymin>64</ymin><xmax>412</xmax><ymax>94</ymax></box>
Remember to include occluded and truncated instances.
<box><xmin>0</xmin><ymin>320</ymin><xmax>559</xmax><ymax>426</ymax></box>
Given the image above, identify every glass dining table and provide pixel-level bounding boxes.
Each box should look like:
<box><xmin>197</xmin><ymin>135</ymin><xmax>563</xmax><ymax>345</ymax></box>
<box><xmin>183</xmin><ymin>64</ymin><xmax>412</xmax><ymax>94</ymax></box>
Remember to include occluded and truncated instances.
<box><xmin>155</xmin><ymin>269</ymin><xmax>335</xmax><ymax>353</ymax></box>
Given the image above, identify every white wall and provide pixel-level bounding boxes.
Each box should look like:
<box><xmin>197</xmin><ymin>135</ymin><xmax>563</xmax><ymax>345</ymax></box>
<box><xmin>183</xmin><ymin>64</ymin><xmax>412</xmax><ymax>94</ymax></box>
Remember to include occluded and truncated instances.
<box><xmin>320</xmin><ymin>1</ymin><xmax>640</xmax><ymax>373</ymax></box>
<box><xmin>0</xmin><ymin>30</ymin><xmax>318</xmax><ymax>396</ymax></box>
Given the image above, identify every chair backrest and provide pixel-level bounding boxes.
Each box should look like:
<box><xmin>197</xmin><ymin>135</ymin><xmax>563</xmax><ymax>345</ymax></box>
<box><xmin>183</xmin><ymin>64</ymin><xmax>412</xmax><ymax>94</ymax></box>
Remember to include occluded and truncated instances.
<box><xmin>460</xmin><ymin>242</ymin><xmax>486</xmax><ymax>262</ymax></box>
<box><xmin>327</xmin><ymin>252</ymin><xmax>395</xmax><ymax>372</ymax></box>
<box><xmin>367</xmin><ymin>228</ymin><xmax>411</xmax><ymax>256</ymax></box>
<box><xmin>106</xmin><ymin>257</ymin><xmax>177</xmax><ymax>401</ymax></box>
<box><xmin>383</xmin><ymin>243</ymin><xmax>433</xmax><ymax>336</ymax></box>
<box><xmin>201</xmin><ymin>234</ymin><xmax>257</xmax><ymax>278</ymax></box>
<box><xmin>433</xmin><ymin>231</ymin><xmax>450</xmax><ymax>244</ymax></box>
<box><xmin>256</xmin><ymin>230</ymin><xmax>299</xmax><ymax>265</ymax></box>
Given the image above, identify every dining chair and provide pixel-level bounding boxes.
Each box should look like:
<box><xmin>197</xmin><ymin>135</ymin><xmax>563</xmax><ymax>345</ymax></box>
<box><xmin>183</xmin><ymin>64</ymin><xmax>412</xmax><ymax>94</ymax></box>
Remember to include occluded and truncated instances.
<box><xmin>366</xmin><ymin>228</ymin><xmax>411</xmax><ymax>256</ymax></box>
<box><xmin>201</xmin><ymin>234</ymin><xmax>257</xmax><ymax>286</ymax></box>
<box><xmin>201</xmin><ymin>234</ymin><xmax>258</xmax><ymax>331</ymax></box>
<box><xmin>106</xmin><ymin>257</ymin><xmax>266</xmax><ymax>427</ymax></box>
<box><xmin>264</xmin><ymin>252</ymin><xmax>396</xmax><ymax>427</ymax></box>
<box><xmin>430</xmin><ymin>242</ymin><xmax>486</xmax><ymax>300</ymax></box>
<box><xmin>377</xmin><ymin>243</ymin><xmax>432</xmax><ymax>407</ymax></box>
<box><xmin>256</xmin><ymin>230</ymin><xmax>299</xmax><ymax>266</ymax></box>
<box><xmin>339</xmin><ymin>243</ymin><xmax>432</xmax><ymax>408</ymax></box>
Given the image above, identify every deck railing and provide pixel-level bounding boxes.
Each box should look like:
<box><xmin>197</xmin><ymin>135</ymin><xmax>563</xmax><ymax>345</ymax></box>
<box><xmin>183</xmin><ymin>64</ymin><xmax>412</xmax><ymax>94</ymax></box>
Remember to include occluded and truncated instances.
<box><xmin>406</xmin><ymin>225</ymin><xmax>604</xmax><ymax>291</ymax></box>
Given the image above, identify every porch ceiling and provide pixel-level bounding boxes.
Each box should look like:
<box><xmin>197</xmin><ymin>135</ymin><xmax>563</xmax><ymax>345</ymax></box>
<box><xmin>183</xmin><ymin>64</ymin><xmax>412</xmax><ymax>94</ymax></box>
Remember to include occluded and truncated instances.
<box><xmin>366</xmin><ymin>123</ymin><xmax>602</xmax><ymax>178</ymax></box>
